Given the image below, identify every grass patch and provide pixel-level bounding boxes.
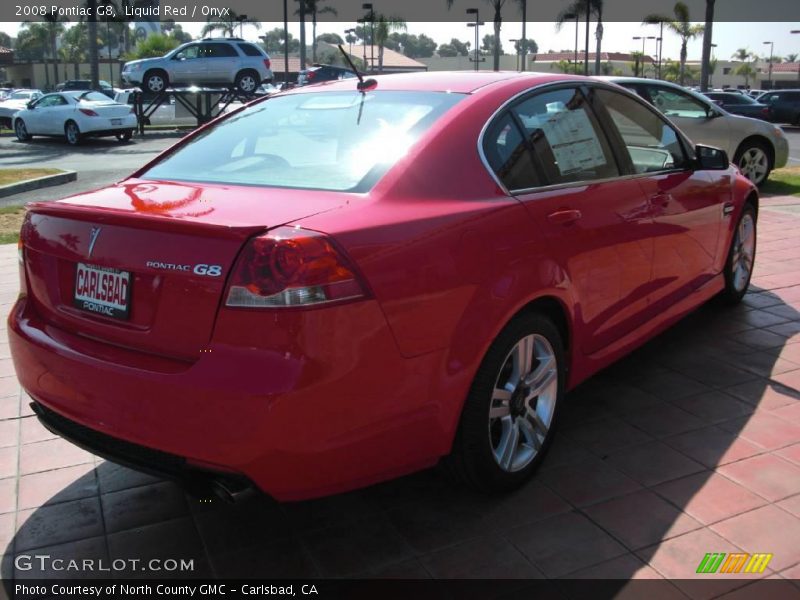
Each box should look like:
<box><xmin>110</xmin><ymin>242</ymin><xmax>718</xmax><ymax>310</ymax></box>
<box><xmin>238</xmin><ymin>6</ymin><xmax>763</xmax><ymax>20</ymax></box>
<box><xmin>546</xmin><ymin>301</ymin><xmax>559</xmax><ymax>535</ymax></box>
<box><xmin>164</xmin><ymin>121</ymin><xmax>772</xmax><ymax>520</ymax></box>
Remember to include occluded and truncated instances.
<box><xmin>762</xmin><ymin>166</ymin><xmax>800</xmax><ymax>197</ymax></box>
<box><xmin>0</xmin><ymin>168</ymin><xmax>63</xmax><ymax>186</ymax></box>
<box><xmin>0</xmin><ymin>205</ymin><xmax>25</xmax><ymax>245</ymax></box>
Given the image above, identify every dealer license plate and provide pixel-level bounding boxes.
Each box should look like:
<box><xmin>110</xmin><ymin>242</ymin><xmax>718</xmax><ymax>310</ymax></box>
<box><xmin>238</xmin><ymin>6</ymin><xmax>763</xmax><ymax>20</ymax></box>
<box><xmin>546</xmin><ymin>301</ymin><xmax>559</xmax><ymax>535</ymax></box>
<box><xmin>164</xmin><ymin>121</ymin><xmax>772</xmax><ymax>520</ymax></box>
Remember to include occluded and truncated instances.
<box><xmin>74</xmin><ymin>262</ymin><xmax>131</xmax><ymax>320</ymax></box>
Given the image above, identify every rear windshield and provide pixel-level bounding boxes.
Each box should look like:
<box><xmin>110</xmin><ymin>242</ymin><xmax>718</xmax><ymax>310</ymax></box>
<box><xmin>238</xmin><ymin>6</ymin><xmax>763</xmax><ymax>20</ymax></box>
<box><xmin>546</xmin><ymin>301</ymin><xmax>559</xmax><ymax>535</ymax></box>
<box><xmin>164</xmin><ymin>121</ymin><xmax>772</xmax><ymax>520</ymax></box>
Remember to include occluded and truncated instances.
<box><xmin>141</xmin><ymin>90</ymin><xmax>463</xmax><ymax>192</ymax></box>
<box><xmin>79</xmin><ymin>91</ymin><xmax>113</xmax><ymax>102</ymax></box>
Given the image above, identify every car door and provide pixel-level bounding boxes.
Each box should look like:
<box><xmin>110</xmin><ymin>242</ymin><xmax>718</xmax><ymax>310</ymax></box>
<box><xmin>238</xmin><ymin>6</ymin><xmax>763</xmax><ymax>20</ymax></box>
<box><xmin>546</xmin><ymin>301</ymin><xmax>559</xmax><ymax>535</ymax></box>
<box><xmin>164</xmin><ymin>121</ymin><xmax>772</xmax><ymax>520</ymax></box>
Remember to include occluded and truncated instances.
<box><xmin>42</xmin><ymin>94</ymin><xmax>73</xmax><ymax>134</ymax></box>
<box><xmin>169</xmin><ymin>44</ymin><xmax>207</xmax><ymax>85</ymax></box>
<box><xmin>635</xmin><ymin>83</ymin><xmax>734</xmax><ymax>156</ymax></box>
<box><xmin>483</xmin><ymin>85</ymin><xmax>657</xmax><ymax>355</ymax></box>
<box><xmin>204</xmin><ymin>43</ymin><xmax>239</xmax><ymax>83</ymax></box>
<box><xmin>25</xmin><ymin>94</ymin><xmax>59</xmax><ymax>134</ymax></box>
<box><xmin>592</xmin><ymin>86</ymin><xmax>727</xmax><ymax>312</ymax></box>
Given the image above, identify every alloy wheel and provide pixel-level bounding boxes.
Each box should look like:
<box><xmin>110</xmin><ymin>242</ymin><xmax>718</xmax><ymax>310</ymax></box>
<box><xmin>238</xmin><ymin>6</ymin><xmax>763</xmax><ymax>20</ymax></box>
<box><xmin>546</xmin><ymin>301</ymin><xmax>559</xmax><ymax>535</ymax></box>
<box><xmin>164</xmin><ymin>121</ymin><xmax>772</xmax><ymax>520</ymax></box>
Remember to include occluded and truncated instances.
<box><xmin>147</xmin><ymin>75</ymin><xmax>165</xmax><ymax>93</ymax></box>
<box><xmin>489</xmin><ymin>334</ymin><xmax>558</xmax><ymax>472</ymax></box>
<box><xmin>737</xmin><ymin>147</ymin><xmax>769</xmax><ymax>185</ymax></box>
<box><xmin>238</xmin><ymin>75</ymin><xmax>257</xmax><ymax>93</ymax></box>
<box><xmin>15</xmin><ymin>120</ymin><xmax>28</xmax><ymax>141</ymax></box>
<box><xmin>65</xmin><ymin>123</ymin><xmax>79</xmax><ymax>145</ymax></box>
<box><xmin>731</xmin><ymin>212</ymin><xmax>755</xmax><ymax>293</ymax></box>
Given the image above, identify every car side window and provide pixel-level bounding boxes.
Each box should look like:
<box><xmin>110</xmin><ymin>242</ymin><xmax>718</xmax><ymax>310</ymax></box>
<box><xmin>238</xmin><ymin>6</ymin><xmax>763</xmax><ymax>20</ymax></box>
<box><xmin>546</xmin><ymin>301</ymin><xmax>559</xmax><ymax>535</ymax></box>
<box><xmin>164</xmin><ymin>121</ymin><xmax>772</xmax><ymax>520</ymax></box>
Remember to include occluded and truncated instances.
<box><xmin>595</xmin><ymin>88</ymin><xmax>689</xmax><ymax>174</ymax></box>
<box><xmin>174</xmin><ymin>45</ymin><xmax>200</xmax><ymax>60</ymax></box>
<box><xmin>35</xmin><ymin>95</ymin><xmax>65</xmax><ymax>108</ymax></box>
<box><xmin>238</xmin><ymin>43</ymin><xmax>263</xmax><ymax>57</ymax></box>
<box><xmin>483</xmin><ymin>112</ymin><xmax>542</xmax><ymax>191</ymax></box>
<box><xmin>206</xmin><ymin>44</ymin><xmax>238</xmax><ymax>58</ymax></box>
<box><xmin>510</xmin><ymin>87</ymin><xmax>620</xmax><ymax>185</ymax></box>
<box><xmin>647</xmin><ymin>86</ymin><xmax>710</xmax><ymax>119</ymax></box>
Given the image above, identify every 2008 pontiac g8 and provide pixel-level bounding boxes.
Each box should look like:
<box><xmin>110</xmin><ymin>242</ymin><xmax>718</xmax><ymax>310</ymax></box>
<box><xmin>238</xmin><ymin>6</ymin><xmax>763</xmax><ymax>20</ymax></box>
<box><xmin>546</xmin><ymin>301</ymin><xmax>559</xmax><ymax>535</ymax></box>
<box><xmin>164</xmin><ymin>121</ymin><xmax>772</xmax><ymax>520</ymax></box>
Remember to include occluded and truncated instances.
<box><xmin>9</xmin><ymin>72</ymin><xmax>758</xmax><ymax>501</ymax></box>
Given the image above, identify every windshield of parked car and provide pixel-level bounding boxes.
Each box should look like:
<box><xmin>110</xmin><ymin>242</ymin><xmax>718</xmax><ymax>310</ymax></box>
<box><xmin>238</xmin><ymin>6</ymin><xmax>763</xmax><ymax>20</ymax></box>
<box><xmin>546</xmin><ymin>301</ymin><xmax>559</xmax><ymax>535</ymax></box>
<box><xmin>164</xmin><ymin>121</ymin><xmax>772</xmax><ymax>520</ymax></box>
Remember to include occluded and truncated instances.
<box><xmin>141</xmin><ymin>91</ymin><xmax>464</xmax><ymax>192</ymax></box>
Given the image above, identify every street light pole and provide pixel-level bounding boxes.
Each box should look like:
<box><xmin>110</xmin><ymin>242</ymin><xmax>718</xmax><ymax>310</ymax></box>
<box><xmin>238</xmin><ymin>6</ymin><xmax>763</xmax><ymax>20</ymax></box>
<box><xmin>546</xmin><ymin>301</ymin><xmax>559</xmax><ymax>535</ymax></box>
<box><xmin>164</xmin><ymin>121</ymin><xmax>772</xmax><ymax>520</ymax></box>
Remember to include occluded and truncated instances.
<box><xmin>632</xmin><ymin>36</ymin><xmax>644</xmax><ymax>77</ymax></box>
<box><xmin>763</xmin><ymin>40</ymin><xmax>774</xmax><ymax>89</ymax></box>
<box><xmin>710</xmin><ymin>43</ymin><xmax>717</xmax><ymax>88</ymax></box>
<box><xmin>362</xmin><ymin>4</ymin><xmax>374</xmax><ymax>72</ymax></box>
<box><xmin>467</xmin><ymin>8</ymin><xmax>484</xmax><ymax>72</ymax></box>
<box><xmin>520</xmin><ymin>0</ymin><xmax>527</xmax><ymax>72</ymax></box>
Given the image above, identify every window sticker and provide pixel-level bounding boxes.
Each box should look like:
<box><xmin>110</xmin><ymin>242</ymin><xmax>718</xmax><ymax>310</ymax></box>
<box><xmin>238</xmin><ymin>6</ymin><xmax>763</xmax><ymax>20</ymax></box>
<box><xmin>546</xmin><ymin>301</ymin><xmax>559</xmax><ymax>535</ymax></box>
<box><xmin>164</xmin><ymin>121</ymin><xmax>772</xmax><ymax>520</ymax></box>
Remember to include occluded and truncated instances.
<box><xmin>539</xmin><ymin>109</ymin><xmax>607</xmax><ymax>175</ymax></box>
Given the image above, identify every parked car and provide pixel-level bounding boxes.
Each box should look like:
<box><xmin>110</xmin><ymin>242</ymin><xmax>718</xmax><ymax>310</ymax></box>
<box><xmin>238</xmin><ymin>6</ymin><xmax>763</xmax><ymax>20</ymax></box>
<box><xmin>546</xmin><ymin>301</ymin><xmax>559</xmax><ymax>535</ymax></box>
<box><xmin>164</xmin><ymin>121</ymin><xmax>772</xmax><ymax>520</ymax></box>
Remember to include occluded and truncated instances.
<box><xmin>121</xmin><ymin>37</ymin><xmax>273</xmax><ymax>94</ymax></box>
<box><xmin>10</xmin><ymin>72</ymin><xmax>758</xmax><ymax>501</ymax></box>
<box><xmin>745</xmin><ymin>89</ymin><xmax>764</xmax><ymax>99</ymax></box>
<box><xmin>703</xmin><ymin>91</ymin><xmax>771</xmax><ymax>120</ymax></box>
<box><xmin>0</xmin><ymin>88</ymin><xmax>14</xmax><ymax>101</ymax></box>
<box><xmin>0</xmin><ymin>89</ymin><xmax>43</xmax><ymax>129</ymax></box>
<box><xmin>601</xmin><ymin>77</ymin><xmax>789</xmax><ymax>186</ymax></box>
<box><xmin>56</xmin><ymin>79</ymin><xmax>116</xmax><ymax>99</ymax></box>
<box><xmin>13</xmin><ymin>90</ymin><xmax>137</xmax><ymax>145</ymax></box>
<box><xmin>756</xmin><ymin>89</ymin><xmax>800</xmax><ymax>125</ymax></box>
<box><xmin>297</xmin><ymin>64</ymin><xmax>358</xmax><ymax>86</ymax></box>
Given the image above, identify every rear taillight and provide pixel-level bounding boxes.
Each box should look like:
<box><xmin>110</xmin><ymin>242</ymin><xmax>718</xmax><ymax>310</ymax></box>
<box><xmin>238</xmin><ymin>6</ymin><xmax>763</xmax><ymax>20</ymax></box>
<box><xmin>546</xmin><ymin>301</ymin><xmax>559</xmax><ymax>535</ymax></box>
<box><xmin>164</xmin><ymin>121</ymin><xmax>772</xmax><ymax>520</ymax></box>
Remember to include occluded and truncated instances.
<box><xmin>225</xmin><ymin>226</ymin><xmax>367</xmax><ymax>308</ymax></box>
<box><xmin>79</xmin><ymin>108</ymin><xmax>99</xmax><ymax>116</ymax></box>
<box><xmin>761</xmin><ymin>107</ymin><xmax>769</xmax><ymax>117</ymax></box>
<box><xmin>307</xmin><ymin>71</ymin><xmax>316</xmax><ymax>81</ymax></box>
<box><xmin>263</xmin><ymin>58</ymin><xmax>271</xmax><ymax>70</ymax></box>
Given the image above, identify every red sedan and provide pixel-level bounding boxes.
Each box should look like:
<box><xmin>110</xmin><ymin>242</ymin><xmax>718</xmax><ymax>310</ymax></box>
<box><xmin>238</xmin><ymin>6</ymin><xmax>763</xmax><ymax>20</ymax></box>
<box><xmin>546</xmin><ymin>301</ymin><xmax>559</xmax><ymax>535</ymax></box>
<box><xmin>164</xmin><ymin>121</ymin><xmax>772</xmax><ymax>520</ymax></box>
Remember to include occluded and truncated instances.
<box><xmin>8</xmin><ymin>72</ymin><xmax>757</xmax><ymax>501</ymax></box>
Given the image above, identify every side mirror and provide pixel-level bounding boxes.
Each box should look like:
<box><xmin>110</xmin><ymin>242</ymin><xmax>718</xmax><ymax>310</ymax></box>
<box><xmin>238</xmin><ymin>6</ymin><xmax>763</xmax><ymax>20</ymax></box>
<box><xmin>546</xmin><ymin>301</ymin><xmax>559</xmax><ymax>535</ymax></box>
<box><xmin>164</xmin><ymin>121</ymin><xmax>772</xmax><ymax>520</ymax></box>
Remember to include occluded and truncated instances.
<box><xmin>711</xmin><ymin>99</ymin><xmax>723</xmax><ymax>107</ymax></box>
<box><xmin>26</xmin><ymin>101</ymin><xmax>35</xmax><ymax>109</ymax></box>
<box><xmin>695</xmin><ymin>144</ymin><xmax>729</xmax><ymax>170</ymax></box>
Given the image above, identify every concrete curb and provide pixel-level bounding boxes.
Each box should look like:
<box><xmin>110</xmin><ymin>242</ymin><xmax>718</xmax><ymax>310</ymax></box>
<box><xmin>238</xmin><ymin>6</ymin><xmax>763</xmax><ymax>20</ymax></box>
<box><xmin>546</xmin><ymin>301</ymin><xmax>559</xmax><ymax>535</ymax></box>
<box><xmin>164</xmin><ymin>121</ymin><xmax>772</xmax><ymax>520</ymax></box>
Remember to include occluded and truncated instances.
<box><xmin>0</xmin><ymin>170</ymin><xmax>77</xmax><ymax>199</ymax></box>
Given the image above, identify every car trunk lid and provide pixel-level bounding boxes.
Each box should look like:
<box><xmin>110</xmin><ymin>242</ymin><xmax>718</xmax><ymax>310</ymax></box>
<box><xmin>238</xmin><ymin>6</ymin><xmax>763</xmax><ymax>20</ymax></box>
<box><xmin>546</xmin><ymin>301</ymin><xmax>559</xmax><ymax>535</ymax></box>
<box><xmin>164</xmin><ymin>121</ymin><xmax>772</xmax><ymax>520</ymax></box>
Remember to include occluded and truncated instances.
<box><xmin>22</xmin><ymin>179</ymin><xmax>347</xmax><ymax>361</ymax></box>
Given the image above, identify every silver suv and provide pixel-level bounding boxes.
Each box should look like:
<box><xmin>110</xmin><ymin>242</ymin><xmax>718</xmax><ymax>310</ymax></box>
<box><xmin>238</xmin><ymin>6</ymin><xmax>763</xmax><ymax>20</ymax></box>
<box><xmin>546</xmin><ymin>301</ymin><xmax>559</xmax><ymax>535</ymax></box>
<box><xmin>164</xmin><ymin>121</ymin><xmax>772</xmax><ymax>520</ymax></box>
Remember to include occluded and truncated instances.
<box><xmin>122</xmin><ymin>38</ymin><xmax>273</xmax><ymax>94</ymax></box>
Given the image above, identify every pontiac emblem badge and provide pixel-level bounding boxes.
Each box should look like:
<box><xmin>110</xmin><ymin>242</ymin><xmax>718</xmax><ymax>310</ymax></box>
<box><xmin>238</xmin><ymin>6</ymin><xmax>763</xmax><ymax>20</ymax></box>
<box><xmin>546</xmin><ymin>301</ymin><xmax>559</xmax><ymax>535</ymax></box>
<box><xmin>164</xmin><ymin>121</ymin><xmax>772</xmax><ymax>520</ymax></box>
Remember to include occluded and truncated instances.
<box><xmin>87</xmin><ymin>226</ymin><xmax>101</xmax><ymax>258</ymax></box>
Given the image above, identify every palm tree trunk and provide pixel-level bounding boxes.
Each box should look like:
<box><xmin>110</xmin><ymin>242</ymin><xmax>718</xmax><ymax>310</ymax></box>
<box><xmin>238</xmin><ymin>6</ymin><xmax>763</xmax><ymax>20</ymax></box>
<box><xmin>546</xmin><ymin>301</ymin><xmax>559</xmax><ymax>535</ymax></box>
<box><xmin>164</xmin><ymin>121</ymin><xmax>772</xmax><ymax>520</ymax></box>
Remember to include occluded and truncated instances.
<box><xmin>298</xmin><ymin>0</ymin><xmax>307</xmax><ymax>71</ymax></box>
<box><xmin>51</xmin><ymin>34</ymin><xmax>59</xmax><ymax>86</ymax></box>
<box><xmin>312</xmin><ymin>9</ymin><xmax>317</xmax><ymax>63</ymax></box>
<box><xmin>493</xmin><ymin>7</ymin><xmax>501</xmax><ymax>72</ymax></box>
<box><xmin>679</xmin><ymin>39</ymin><xmax>687</xmax><ymax>85</ymax></box>
<box><xmin>74</xmin><ymin>61</ymin><xmax>79</xmax><ymax>79</ymax></box>
<box><xmin>700</xmin><ymin>0</ymin><xmax>715</xmax><ymax>91</ymax></box>
<box><xmin>584</xmin><ymin>7</ymin><xmax>590</xmax><ymax>75</ymax></box>
<box><xmin>594</xmin><ymin>18</ymin><xmax>603</xmax><ymax>75</ymax></box>
<box><xmin>378</xmin><ymin>45</ymin><xmax>384</xmax><ymax>72</ymax></box>
<box><xmin>87</xmin><ymin>0</ymin><xmax>99</xmax><ymax>88</ymax></box>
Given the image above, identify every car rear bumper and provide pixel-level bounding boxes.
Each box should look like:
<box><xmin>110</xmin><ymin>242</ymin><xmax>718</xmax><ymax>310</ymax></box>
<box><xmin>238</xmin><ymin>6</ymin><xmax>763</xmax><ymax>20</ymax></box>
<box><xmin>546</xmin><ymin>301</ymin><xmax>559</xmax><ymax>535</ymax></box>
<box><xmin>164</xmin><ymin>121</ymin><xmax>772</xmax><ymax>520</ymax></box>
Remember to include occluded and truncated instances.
<box><xmin>8</xmin><ymin>295</ymin><xmax>452</xmax><ymax>500</ymax></box>
<box><xmin>81</xmin><ymin>115</ymin><xmax>137</xmax><ymax>134</ymax></box>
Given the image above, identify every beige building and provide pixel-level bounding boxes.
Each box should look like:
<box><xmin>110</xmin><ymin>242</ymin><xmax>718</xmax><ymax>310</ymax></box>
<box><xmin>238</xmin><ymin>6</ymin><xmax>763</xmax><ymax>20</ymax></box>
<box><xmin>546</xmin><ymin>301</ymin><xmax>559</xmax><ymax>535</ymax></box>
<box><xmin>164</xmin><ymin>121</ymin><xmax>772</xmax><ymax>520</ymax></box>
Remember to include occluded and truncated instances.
<box><xmin>5</xmin><ymin>58</ymin><xmax>123</xmax><ymax>90</ymax></box>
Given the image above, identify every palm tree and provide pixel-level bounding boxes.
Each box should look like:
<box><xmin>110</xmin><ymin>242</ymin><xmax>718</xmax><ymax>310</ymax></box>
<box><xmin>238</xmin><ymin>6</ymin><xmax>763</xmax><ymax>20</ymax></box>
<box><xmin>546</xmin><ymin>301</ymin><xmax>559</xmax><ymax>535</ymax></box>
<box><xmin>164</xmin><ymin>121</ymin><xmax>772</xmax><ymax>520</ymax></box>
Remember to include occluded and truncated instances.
<box><xmin>786</xmin><ymin>53</ymin><xmax>799</xmax><ymax>63</ymax></box>
<box><xmin>201</xmin><ymin>10</ymin><xmax>260</xmax><ymax>38</ymax></box>
<box><xmin>644</xmin><ymin>1</ymin><xmax>704</xmax><ymax>86</ymax></box>
<box><xmin>555</xmin><ymin>1</ymin><xmax>604</xmax><ymax>75</ymax></box>
<box><xmin>20</xmin><ymin>20</ymin><xmax>66</xmax><ymax>89</ymax></box>
<box><xmin>699</xmin><ymin>0</ymin><xmax>715</xmax><ymax>91</ymax></box>
<box><xmin>374</xmin><ymin>16</ymin><xmax>406</xmax><ymax>72</ymax></box>
<box><xmin>60</xmin><ymin>23</ymin><xmax>88</xmax><ymax>79</ymax></box>
<box><xmin>296</xmin><ymin>0</ymin><xmax>337</xmax><ymax>63</ymax></box>
<box><xmin>446</xmin><ymin>0</ymin><xmax>506</xmax><ymax>71</ymax></box>
<box><xmin>732</xmin><ymin>48</ymin><xmax>755</xmax><ymax>87</ymax></box>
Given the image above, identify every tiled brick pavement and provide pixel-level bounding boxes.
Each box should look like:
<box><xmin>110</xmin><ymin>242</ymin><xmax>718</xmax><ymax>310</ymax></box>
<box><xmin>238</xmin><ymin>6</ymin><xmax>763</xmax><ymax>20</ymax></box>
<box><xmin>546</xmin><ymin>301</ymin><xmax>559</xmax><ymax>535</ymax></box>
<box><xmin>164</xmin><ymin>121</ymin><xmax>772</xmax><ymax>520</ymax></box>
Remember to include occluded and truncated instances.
<box><xmin>2</xmin><ymin>198</ymin><xmax>800</xmax><ymax>594</ymax></box>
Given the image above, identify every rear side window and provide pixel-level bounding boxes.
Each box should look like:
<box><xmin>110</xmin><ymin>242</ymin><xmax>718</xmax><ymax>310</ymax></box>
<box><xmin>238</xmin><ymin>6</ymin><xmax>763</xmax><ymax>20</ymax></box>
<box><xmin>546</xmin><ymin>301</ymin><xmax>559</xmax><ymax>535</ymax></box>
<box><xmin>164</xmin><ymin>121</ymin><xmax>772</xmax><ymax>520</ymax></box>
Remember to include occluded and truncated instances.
<box><xmin>483</xmin><ymin>112</ymin><xmax>541</xmax><ymax>190</ymax></box>
<box><xmin>141</xmin><ymin>91</ymin><xmax>463</xmax><ymax>192</ymax></box>
<box><xmin>238</xmin><ymin>43</ymin><xmax>264</xmax><ymax>57</ymax></box>
<box><xmin>205</xmin><ymin>43</ymin><xmax>238</xmax><ymax>58</ymax></box>
<box><xmin>511</xmin><ymin>87</ymin><xmax>619</xmax><ymax>185</ymax></box>
<box><xmin>595</xmin><ymin>88</ymin><xmax>689</xmax><ymax>174</ymax></box>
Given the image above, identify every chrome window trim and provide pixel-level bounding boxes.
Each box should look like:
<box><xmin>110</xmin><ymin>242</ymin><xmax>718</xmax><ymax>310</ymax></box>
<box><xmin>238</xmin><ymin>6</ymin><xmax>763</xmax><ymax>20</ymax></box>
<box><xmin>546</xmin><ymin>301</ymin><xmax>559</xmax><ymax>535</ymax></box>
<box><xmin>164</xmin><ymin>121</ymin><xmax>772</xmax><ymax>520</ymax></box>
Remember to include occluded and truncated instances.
<box><xmin>506</xmin><ymin>168</ymin><xmax>691</xmax><ymax>197</ymax></box>
<box><xmin>477</xmin><ymin>79</ymin><xmax>697</xmax><ymax>198</ymax></box>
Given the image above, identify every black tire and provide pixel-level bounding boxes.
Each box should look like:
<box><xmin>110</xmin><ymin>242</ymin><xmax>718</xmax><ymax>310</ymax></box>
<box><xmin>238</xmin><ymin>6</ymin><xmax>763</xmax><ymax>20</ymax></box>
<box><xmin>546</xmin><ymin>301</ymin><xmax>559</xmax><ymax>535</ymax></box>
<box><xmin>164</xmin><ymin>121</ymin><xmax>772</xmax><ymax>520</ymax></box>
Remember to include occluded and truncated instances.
<box><xmin>116</xmin><ymin>130</ymin><xmax>133</xmax><ymax>142</ymax></box>
<box><xmin>14</xmin><ymin>118</ymin><xmax>31</xmax><ymax>142</ymax></box>
<box><xmin>64</xmin><ymin>120</ymin><xmax>81</xmax><ymax>146</ymax></box>
<box><xmin>234</xmin><ymin>70</ymin><xmax>259</xmax><ymax>94</ymax></box>
<box><xmin>442</xmin><ymin>313</ymin><xmax>565</xmax><ymax>492</ymax></box>
<box><xmin>720</xmin><ymin>203</ymin><xmax>757</xmax><ymax>305</ymax></box>
<box><xmin>143</xmin><ymin>70</ymin><xmax>168</xmax><ymax>93</ymax></box>
<box><xmin>733</xmin><ymin>139</ymin><xmax>772</xmax><ymax>187</ymax></box>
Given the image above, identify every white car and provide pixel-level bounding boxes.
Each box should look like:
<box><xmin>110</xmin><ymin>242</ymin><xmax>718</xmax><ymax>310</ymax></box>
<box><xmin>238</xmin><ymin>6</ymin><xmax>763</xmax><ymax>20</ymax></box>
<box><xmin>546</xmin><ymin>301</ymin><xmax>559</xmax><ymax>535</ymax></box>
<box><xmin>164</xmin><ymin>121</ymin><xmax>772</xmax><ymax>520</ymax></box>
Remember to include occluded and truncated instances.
<box><xmin>600</xmin><ymin>77</ymin><xmax>789</xmax><ymax>186</ymax></box>
<box><xmin>13</xmin><ymin>91</ymin><xmax>137</xmax><ymax>145</ymax></box>
<box><xmin>0</xmin><ymin>89</ymin><xmax>43</xmax><ymax>128</ymax></box>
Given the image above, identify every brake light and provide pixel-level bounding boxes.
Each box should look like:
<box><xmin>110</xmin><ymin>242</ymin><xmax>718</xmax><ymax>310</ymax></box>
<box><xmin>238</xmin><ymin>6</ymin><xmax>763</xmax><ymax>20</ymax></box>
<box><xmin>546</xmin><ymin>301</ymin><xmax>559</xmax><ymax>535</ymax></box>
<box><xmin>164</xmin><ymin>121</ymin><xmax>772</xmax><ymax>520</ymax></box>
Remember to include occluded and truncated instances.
<box><xmin>79</xmin><ymin>108</ymin><xmax>99</xmax><ymax>116</ymax></box>
<box><xmin>263</xmin><ymin>58</ymin><xmax>271</xmax><ymax>70</ymax></box>
<box><xmin>225</xmin><ymin>226</ymin><xmax>367</xmax><ymax>308</ymax></box>
<box><xmin>761</xmin><ymin>107</ymin><xmax>769</xmax><ymax>117</ymax></box>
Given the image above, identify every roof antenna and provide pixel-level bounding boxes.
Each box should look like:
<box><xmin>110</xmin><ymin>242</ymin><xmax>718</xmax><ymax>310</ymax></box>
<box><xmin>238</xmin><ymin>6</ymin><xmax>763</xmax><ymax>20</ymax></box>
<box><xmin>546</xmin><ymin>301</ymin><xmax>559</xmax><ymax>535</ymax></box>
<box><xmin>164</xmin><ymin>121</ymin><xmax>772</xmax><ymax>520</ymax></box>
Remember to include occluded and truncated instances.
<box><xmin>337</xmin><ymin>44</ymin><xmax>377</xmax><ymax>92</ymax></box>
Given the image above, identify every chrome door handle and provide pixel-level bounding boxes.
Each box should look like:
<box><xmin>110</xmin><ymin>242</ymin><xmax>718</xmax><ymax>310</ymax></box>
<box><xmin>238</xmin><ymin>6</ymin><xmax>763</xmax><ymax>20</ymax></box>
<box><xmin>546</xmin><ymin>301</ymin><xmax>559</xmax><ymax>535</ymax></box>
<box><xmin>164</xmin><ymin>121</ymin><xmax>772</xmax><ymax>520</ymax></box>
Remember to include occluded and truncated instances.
<box><xmin>547</xmin><ymin>209</ymin><xmax>582</xmax><ymax>225</ymax></box>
